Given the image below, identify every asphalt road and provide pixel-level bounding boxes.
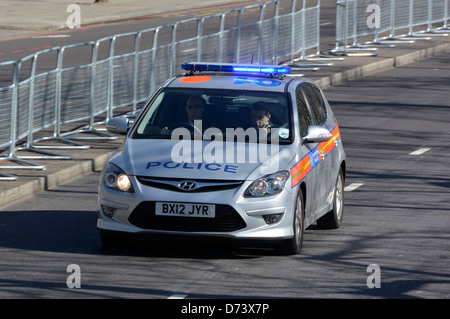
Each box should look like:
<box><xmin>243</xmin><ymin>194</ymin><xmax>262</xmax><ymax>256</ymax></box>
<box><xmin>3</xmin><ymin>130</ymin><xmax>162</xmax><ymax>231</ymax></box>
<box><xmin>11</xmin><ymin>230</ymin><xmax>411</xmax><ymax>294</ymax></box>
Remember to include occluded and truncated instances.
<box><xmin>1</xmin><ymin>51</ymin><xmax>449</xmax><ymax>300</ymax></box>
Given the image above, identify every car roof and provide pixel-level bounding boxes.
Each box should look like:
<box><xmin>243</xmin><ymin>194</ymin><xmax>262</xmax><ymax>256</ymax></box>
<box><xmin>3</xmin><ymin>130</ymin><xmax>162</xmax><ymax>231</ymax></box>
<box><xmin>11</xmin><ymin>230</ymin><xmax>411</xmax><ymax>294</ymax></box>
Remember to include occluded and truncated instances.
<box><xmin>168</xmin><ymin>73</ymin><xmax>295</xmax><ymax>93</ymax></box>
<box><xmin>166</xmin><ymin>62</ymin><xmax>313</xmax><ymax>93</ymax></box>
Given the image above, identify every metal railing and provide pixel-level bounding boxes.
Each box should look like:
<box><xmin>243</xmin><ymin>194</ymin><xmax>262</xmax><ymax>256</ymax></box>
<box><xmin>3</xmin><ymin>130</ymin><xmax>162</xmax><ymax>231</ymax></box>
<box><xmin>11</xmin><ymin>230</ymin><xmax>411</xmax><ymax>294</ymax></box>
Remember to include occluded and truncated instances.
<box><xmin>2</xmin><ymin>0</ymin><xmax>448</xmax><ymax>181</ymax></box>
<box><xmin>333</xmin><ymin>0</ymin><xmax>449</xmax><ymax>56</ymax></box>
<box><xmin>0</xmin><ymin>0</ymin><xmax>328</xmax><ymax>181</ymax></box>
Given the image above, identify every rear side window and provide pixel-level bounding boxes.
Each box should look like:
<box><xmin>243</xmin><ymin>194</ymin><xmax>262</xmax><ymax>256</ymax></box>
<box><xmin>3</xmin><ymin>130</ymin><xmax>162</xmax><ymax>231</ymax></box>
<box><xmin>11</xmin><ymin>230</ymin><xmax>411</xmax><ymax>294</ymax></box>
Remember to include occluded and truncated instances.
<box><xmin>302</xmin><ymin>85</ymin><xmax>327</xmax><ymax>125</ymax></box>
<box><xmin>295</xmin><ymin>87</ymin><xmax>313</xmax><ymax>137</ymax></box>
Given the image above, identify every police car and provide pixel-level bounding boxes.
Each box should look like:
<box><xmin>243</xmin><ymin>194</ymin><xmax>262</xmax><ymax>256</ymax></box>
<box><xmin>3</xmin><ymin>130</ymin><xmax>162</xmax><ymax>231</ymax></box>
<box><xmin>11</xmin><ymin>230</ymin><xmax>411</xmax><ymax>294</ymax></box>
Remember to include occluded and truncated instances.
<box><xmin>97</xmin><ymin>62</ymin><xmax>346</xmax><ymax>255</ymax></box>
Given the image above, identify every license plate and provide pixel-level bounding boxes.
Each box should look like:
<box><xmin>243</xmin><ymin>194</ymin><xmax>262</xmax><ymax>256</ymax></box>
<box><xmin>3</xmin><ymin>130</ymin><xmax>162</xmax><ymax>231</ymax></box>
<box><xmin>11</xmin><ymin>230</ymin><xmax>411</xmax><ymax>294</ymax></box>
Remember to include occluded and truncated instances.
<box><xmin>155</xmin><ymin>202</ymin><xmax>215</xmax><ymax>218</ymax></box>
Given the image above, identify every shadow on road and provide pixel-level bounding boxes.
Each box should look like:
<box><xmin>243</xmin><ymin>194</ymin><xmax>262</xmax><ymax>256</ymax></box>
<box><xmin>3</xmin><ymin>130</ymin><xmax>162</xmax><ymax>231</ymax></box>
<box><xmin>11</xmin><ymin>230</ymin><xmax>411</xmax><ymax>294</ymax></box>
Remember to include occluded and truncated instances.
<box><xmin>0</xmin><ymin>209</ymin><xmax>279</xmax><ymax>259</ymax></box>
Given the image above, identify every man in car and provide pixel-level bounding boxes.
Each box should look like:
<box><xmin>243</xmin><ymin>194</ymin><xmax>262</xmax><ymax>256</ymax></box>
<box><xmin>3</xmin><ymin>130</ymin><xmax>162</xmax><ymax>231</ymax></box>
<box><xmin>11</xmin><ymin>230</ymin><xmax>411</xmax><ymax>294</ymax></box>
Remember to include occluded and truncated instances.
<box><xmin>185</xmin><ymin>95</ymin><xmax>206</xmax><ymax>124</ymax></box>
<box><xmin>160</xmin><ymin>95</ymin><xmax>206</xmax><ymax>134</ymax></box>
<box><xmin>250</xmin><ymin>102</ymin><xmax>272</xmax><ymax>137</ymax></box>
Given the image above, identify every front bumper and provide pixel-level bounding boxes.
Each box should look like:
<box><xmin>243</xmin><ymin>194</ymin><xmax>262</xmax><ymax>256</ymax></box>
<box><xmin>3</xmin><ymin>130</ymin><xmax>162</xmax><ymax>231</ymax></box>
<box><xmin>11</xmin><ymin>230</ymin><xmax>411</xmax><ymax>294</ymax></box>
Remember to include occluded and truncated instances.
<box><xmin>97</xmin><ymin>176</ymin><xmax>297</xmax><ymax>241</ymax></box>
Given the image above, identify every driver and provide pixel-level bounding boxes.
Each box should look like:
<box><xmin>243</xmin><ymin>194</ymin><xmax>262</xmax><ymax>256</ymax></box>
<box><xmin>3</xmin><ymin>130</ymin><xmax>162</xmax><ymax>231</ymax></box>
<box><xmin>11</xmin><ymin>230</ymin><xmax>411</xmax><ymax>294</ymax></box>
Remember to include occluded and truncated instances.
<box><xmin>160</xmin><ymin>95</ymin><xmax>206</xmax><ymax>134</ymax></box>
<box><xmin>185</xmin><ymin>95</ymin><xmax>205</xmax><ymax>124</ymax></box>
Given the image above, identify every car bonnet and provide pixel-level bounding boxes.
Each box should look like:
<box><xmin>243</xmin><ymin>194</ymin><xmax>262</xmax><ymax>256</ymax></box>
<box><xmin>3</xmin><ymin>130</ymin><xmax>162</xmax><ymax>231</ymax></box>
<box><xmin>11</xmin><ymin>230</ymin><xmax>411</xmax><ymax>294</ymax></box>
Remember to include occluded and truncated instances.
<box><xmin>112</xmin><ymin>138</ymin><xmax>295</xmax><ymax>181</ymax></box>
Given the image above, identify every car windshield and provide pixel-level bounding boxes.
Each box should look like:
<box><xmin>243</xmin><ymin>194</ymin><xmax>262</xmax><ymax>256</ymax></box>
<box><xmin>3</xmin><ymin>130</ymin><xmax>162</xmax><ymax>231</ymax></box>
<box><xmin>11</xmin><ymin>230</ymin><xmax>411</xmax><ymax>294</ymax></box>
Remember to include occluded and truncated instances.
<box><xmin>131</xmin><ymin>88</ymin><xmax>292</xmax><ymax>143</ymax></box>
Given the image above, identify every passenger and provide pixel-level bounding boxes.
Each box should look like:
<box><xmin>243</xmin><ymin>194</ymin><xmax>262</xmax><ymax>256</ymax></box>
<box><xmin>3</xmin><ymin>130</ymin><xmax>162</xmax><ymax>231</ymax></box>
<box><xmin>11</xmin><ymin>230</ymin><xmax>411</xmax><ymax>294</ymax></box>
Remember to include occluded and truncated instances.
<box><xmin>250</xmin><ymin>102</ymin><xmax>272</xmax><ymax>136</ymax></box>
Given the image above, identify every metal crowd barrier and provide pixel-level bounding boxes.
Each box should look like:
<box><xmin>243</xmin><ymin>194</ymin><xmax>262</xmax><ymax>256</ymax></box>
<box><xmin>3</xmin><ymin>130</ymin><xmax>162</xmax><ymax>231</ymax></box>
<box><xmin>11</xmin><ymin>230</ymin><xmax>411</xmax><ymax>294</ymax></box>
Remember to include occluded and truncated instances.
<box><xmin>333</xmin><ymin>0</ymin><xmax>449</xmax><ymax>56</ymax></box>
<box><xmin>0</xmin><ymin>0</ymin><xmax>328</xmax><ymax>181</ymax></box>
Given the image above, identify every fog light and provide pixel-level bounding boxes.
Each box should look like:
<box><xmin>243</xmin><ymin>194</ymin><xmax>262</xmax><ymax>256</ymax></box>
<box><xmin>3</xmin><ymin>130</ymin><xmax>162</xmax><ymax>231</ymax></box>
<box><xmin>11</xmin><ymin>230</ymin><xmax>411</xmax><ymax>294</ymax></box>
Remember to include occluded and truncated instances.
<box><xmin>263</xmin><ymin>213</ymin><xmax>283</xmax><ymax>224</ymax></box>
<box><xmin>102</xmin><ymin>205</ymin><xmax>116</xmax><ymax>217</ymax></box>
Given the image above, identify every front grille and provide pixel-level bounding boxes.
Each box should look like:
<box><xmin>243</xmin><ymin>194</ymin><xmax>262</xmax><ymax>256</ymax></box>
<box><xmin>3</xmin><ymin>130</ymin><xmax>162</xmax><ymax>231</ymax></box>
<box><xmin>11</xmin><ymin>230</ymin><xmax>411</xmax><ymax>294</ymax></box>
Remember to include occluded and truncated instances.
<box><xmin>129</xmin><ymin>201</ymin><xmax>246</xmax><ymax>232</ymax></box>
<box><xmin>136</xmin><ymin>176</ymin><xmax>244</xmax><ymax>193</ymax></box>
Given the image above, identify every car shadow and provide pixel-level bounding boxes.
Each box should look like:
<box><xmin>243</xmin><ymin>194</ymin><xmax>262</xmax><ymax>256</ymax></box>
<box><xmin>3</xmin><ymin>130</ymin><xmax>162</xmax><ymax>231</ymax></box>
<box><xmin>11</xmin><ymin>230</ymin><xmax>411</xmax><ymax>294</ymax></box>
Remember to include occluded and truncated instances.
<box><xmin>0</xmin><ymin>209</ymin><xmax>279</xmax><ymax>259</ymax></box>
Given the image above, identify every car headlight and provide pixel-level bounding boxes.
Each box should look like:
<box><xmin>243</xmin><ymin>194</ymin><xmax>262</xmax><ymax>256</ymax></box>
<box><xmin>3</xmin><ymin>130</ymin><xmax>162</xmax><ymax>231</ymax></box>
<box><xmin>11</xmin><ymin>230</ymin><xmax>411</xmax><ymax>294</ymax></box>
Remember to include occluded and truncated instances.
<box><xmin>102</xmin><ymin>162</ymin><xmax>134</xmax><ymax>193</ymax></box>
<box><xmin>245</xmin><ymin>171</ymin><xmax>290</xmax><ymax>197</ymax></box>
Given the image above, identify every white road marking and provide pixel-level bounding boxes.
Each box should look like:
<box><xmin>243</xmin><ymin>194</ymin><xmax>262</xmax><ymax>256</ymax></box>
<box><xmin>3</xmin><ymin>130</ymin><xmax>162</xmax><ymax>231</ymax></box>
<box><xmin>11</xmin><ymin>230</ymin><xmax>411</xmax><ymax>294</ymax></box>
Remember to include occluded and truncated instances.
<box><xmin>409</xmin><ymin>148</ymin><xmax>430</xmax><ymax>156</ymax></box>
<box><xmin>32</xmin><ymin>34</ymin><xmax>71</xmax><ymax>38</ymax></box>
<box><xmin>344</xmin><ymin>183</ymin><xmax>363</xmax><ymax>192</ymax></box>
<box><xmin>167</xmin><ymin>294</ymin><xmax>188</xmax><ymax>299</ymax></box>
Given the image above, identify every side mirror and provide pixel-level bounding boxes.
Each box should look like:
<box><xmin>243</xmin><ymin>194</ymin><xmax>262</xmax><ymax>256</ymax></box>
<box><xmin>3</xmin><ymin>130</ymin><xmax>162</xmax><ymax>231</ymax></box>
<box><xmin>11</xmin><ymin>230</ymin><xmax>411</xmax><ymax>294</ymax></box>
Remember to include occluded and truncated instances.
<box><xmin>106</xmin><ymin>116</ymin><xmax>130</xmax><ymax>135</ymax></box>
<box><xmin>302</xmin><ymin>125</ymin><xmax>332</xmax><ymax>143</ymax></box>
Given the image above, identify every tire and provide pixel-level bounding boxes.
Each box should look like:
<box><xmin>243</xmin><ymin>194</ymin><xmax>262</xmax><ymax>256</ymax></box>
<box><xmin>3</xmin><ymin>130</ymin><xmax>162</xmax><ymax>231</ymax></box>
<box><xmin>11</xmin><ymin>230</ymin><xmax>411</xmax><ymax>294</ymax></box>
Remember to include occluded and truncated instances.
<box><xmin>275</xmin><ymin>191</ymin><xmax>305</xmax><ymax>255</ymax></box>
<box><xmin>317</xmin><ymin>168</ymin><xmax>344</xmax><ymax>229</ymax></box>
<box><xmin>99</xmin><ymin>229</ymin><xmax>130</xmax><ymax>249</ymax></box>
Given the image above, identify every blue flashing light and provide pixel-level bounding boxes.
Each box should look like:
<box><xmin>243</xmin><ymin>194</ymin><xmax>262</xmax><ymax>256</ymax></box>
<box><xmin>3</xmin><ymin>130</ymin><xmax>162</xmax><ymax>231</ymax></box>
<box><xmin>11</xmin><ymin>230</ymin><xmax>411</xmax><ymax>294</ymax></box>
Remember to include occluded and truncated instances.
<box><xmin>182</xmin><ymin>62</ymin><xmax>291</xmax><ymax>75</ymax></box>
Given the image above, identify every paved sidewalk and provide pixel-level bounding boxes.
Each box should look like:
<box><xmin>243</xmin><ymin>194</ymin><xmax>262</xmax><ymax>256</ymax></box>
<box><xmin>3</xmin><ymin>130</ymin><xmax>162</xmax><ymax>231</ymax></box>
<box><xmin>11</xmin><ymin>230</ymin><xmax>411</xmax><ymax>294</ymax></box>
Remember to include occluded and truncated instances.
<box><xmin>0</xmin><ymin>0</ymin><xmax>449</xmax><ymax>209</ymax></box>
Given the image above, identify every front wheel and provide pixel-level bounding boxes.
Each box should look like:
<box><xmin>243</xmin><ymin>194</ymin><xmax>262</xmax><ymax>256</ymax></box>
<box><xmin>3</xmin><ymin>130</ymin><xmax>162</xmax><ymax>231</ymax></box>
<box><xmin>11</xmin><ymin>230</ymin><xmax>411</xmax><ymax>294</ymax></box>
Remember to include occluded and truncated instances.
<box><xmin>317</xmin><ymin>168</ymin><xmax>344</xmax><ymax>229</ymax></box>
<box><xmin>275</xmin><ymin>191</ymin><xmax>304</xmax><ymax>255</ymax></box>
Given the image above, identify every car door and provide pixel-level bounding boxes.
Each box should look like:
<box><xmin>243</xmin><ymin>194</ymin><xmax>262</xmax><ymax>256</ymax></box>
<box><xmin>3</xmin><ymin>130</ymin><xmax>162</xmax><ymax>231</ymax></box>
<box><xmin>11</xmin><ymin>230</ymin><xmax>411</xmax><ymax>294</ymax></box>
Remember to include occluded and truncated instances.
<box><xmin>293</xmin><ymin>84</ymin><xmax>325</xmax><ymax>218</ymax></box>
<box><xmin>298</xmin><ymin>83</ymin><xmax>333</xmax><ymax>215</ymax></box>
<box><xmin>309</xmin><ymin>84</ymin><xmax>343</xmax><ymax>209</ymax></box>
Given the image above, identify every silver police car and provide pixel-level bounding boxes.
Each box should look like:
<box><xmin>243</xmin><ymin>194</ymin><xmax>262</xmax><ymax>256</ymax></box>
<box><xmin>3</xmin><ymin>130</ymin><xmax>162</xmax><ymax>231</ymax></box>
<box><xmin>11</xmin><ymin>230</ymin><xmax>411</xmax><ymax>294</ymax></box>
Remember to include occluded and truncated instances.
<box><xmin>97</xmin><ymin>62</ymin><xmax>346</xmax><ymax>255</ymax></box>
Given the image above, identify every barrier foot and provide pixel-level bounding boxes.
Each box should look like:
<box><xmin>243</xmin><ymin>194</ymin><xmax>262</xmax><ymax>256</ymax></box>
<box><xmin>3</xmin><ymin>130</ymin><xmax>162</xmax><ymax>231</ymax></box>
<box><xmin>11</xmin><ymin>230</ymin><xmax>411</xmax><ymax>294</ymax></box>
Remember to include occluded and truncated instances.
<box><xmin>330</xmin><ymin>48</ymin><xmax>378</xmax><ymax>57</ymax></box>
<box><xmin>433</xmin><ymin>27</ymin><xmax>450</xmax><ymax>32</ymax></box>
<box><xmin>291</xmin><ymin>59</ymin><xmax>333</xmax><ymax>67</ymax></box>
<box><xmin>304</xmin><ymin>54</ymin><xmax>345</xmax><ymax>61</ymax></box>
<box><xmin>0</xmin><ymin>172</ymin><xmax>18</xmax><ymax>181</ymax></box>
<box><xmin>61</xmin><ymin>128</ymin><xmax>118</xmax><ymax>141</ymax></box>
<box><xmin>395</xmin><ymin>33</ymin><xmax>431</xmax><ymax>41</ymax></box>
<box><xmin>0</xmin><ymin>156</ymin><xmax>46</xmax><ymax>170</ymax></box>
<box><xmin>288</xmin><ymin>64</ymin><xmax>321</xmax><ymax>71</ymax></box>
<box><xmin>378</xmin><ymin>36</ymin><xmax>416</xmax><ymax>44</ymax></box>
<box><xmin>31</xmin><ymin>137</ymin><xmax>91</xmax><ymax>150</ymax></box>
<box><xmin>287</xmin><ymin>73</ymin><xmax>304</xmax><ymax>77</ymax></box>
<box><xmin>356</xmin><ymin>42</ymin><xmax>396</xmax><ymax>48</ymax></box>
<box><xmin>15</xmin><ymin>147</ymin><xmax>73</xmax><ymax>160</ymax></box>
<box><xmin>405</xmin><ymin>32</ymin><xmax>439</xmax><ymax>39</ymax></box>
<box><xmin>413</xmin><ymin>30</ymin><xmax>448</xmax><ymax>37</ymax></box>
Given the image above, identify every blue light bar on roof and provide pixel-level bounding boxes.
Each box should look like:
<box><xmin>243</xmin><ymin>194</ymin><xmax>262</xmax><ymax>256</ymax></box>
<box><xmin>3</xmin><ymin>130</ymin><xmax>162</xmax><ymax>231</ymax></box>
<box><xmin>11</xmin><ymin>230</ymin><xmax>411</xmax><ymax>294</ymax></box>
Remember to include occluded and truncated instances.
<box><xmin>182</xmin><ymin>62</ymin><xmax>291</xmax><ymax>75</ymax></box>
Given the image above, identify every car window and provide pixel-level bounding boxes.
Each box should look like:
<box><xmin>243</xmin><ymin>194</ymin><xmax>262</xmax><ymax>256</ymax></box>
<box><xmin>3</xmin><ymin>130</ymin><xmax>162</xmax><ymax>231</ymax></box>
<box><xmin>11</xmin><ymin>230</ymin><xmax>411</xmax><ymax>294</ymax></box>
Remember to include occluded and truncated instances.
<box><xmin>302</xmin><ymin>85</ymin><xmax>327</xmax><ymax>125</ymax></box>
<box><xmin>131</xmin><ymin>88</ymin><xmax>292</xmax><ymax>143</ymax></box>
<box><xmin>296</xmin><ymin>86</ymin><xmax>313</xmax><ymax>137</ymax></box>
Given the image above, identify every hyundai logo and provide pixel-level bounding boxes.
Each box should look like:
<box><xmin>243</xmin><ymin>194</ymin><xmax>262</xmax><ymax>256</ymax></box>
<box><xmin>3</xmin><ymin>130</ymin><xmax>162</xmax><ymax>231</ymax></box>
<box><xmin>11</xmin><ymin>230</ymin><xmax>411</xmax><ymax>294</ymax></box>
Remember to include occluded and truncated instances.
<box><xmin>177</xmin><ymin>180</ymin><xmax>198</xmax><ymax>191</ymax></box>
